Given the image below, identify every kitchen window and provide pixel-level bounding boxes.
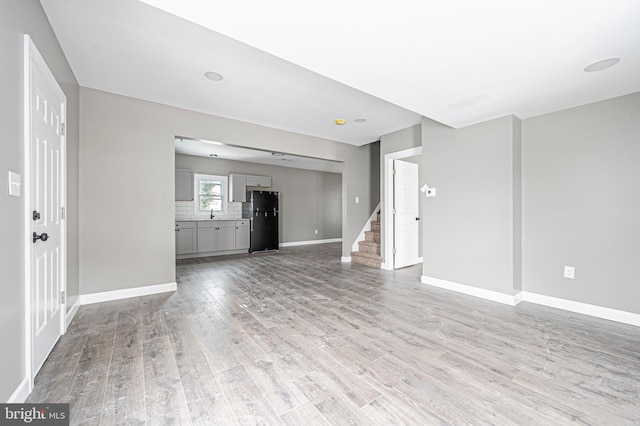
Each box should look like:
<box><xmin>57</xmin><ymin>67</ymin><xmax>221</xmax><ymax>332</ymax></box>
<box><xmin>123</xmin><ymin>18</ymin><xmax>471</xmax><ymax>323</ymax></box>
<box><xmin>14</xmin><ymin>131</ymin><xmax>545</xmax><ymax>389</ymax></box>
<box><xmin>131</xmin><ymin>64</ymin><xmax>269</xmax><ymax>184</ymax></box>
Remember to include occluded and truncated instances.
<box><xmin>194</xmin><ymin>174</ymin><xmax>227</xmax><ymax>215</ymax></box>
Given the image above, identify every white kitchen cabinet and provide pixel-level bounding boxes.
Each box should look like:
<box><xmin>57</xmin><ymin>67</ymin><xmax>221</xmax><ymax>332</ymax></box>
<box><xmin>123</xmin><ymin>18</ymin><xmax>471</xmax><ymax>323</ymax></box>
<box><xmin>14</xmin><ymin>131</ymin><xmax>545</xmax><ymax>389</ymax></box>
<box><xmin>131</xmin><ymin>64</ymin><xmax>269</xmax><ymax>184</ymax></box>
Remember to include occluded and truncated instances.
<box><xmin>176</xmin><ymin>222</ymin><xmax>197</xmax><ymax>254</ymax></box>
<box><xmin>235</xmin><ymin>220</ymin><xmax>250</xmax><ymax>249</ymax></box>
<box><xmin>229</xmin><ymin>173</ymin><xmax>247</xmax><ymax>202</ymax></box>
<box><xmin>175</xmin><ymin>169</ymin><xmax>193</xmax><ymax>201</ymax></box>
<box><xmin>197</xmin><ymin>226</ymin><xmax>217</xmax><ymax>252</ymax></box>
<box><xmin>217</xmin><ymin>221</ymin><xmax>236</xmax><ymax>251</ymax></box>
<box><xmin>179</xmin><ymin>220</ymin><xmax>250</xmax><ymax>258</ymax></box>
<box><xmin>246</xmin><ymin>175</ymin><xmax>271</xmax><ymax>188</ymax></box>
<box><xmin>197</xmin><ymin>221</ymin><xmax>236</xmax><ymax>253</ymax></box>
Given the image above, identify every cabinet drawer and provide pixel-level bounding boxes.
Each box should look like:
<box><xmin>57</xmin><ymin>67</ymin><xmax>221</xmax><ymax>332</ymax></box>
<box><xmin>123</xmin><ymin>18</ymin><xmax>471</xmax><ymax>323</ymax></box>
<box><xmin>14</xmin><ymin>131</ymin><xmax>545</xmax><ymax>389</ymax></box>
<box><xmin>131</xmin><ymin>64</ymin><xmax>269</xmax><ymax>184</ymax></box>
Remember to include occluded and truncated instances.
<box><xmin>235</xmin><ymin>220</ymin><xmax>249</xmax><ymax>227</ymax></box>
<box><xmin>217</xmin><ymin>220</ymin><xmax>236</xmax><ymax>228</ymax></box>
<box><xmin>197</xmin><ymin>221</ymin><xmax>218</xmax><ymax>229</ymax></box>
<box><xmin>198</xmin><ymin>220</ymin><xmax>235</xmax><ymax>229</ymax></box>
<box><xmin>176</xmin><ymin>221</ymin><xmax>196</xmax><ymax>230</ymax></box>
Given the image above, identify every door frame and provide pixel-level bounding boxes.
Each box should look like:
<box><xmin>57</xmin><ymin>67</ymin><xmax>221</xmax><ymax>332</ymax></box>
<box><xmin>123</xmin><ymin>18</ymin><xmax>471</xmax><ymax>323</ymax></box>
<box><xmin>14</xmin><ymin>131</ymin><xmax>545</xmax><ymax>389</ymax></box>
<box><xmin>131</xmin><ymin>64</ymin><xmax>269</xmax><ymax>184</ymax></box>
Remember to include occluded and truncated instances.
<box><xmin>23</xmin><ymin>35</ymin><xmax>68</xmax><ymax>392</ymax></box>
<box><xmin>382</xmin><ymin>146</ymin><xmax>422</xmax><ymax>270</ymax></box>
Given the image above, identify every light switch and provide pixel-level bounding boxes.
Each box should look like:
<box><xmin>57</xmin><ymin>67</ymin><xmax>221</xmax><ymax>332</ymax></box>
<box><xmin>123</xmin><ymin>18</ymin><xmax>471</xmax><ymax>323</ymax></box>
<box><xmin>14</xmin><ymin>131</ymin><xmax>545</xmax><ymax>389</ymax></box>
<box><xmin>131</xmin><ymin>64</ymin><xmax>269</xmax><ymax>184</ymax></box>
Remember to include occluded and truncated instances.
<box><xmin>8</xmin><ymin>171</ymin><xmax>21</xmax><ymax>197</ymax></box>
<box><xmin>355</xmin><ymin>197</ymin><xmax>360</xmax><ymax>204</ymax></box>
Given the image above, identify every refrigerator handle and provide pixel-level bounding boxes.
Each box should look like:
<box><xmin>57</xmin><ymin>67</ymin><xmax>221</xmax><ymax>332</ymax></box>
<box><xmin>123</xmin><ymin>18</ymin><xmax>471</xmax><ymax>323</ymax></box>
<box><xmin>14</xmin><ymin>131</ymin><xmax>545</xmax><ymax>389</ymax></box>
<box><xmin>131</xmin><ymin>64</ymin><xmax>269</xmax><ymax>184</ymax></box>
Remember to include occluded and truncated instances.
<box><xmin>250</xmin><ymin>219</ymin><xmax>254</xmax><ymax>232</ymax></box>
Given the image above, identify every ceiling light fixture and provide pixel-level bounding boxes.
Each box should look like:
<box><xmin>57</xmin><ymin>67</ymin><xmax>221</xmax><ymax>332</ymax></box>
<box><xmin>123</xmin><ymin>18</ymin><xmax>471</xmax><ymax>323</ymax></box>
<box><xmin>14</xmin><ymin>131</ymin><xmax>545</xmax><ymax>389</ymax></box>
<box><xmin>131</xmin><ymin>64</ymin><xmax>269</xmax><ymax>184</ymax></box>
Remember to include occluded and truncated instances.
<box><xmin>584</xmin><ymin>57</ymin><xmax>621</xmax><ymax>72</ymax></box>
<box><xmin>335</xmin><ymin>119</ymin><xmax>346</xmax><ymax>125</ymax></box>
<box><xmin>354</xmin><ymin>118</ymin><xmax>367</xmax><ymax>123</ymax></box>
<box><xmin>204</xmin><ymin>71</ymin><xmax>224</xmax><ymax>81</ymax></box>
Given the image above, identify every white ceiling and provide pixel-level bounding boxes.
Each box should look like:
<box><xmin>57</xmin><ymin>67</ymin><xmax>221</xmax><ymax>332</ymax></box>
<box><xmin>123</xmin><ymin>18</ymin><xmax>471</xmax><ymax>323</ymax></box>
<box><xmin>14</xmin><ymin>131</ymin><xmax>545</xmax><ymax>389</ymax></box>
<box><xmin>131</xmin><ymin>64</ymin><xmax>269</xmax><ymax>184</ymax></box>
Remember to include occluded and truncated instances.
<box><xmin>41</xmin><ymin>0</ymin><xmax>640</xmax><ymax>148</ymax></box>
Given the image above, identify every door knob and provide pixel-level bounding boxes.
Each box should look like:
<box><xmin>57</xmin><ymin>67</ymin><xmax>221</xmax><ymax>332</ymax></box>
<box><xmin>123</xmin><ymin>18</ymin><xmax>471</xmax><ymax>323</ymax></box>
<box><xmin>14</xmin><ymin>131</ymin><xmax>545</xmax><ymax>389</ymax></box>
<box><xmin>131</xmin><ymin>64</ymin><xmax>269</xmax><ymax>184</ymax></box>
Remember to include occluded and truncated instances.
<box><xmin>33</xmin><ymin>232</ymin><xmax>49</xmax><ymax>243</ymax></box>
<box><xmin>416</xmin><ymin>217</ymin><xmax>420</xmax><ymax>221</ymax></box>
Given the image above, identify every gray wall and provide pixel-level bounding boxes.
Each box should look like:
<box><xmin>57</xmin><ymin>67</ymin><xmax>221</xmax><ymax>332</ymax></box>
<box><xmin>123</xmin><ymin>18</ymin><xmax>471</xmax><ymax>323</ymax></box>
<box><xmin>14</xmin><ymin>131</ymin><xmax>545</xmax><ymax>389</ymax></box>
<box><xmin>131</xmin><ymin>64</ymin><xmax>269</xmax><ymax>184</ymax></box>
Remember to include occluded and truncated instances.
<box><xmin>0</xmin><ymin>0</ymin><xmax>80</xmax><ymax>402</ymax></box>
<box><xmin>175</xmin><ymin>154</ymin><xmax>342</xmax><ymax>242</ymax></box>
<box><xmin>522</xmin><ymin>92</ymin><xmax>640</xmax><ymax>313</ymax></box>
<box><xmin>79</xmin><ymin>87</ymin><xmax>375</xmax><ymax>295</ymax></box>
<box><xmin>421</xmin><ymin>115</ymin><xmax>522</xmax><ymax>295</ymax></box>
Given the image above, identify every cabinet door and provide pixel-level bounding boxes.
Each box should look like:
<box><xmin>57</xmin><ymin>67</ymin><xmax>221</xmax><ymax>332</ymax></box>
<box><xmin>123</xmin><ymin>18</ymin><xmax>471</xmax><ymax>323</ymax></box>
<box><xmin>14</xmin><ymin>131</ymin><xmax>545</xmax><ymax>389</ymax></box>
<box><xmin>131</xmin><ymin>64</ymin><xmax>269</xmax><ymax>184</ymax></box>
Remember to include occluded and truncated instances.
<box><xmin>246</xmin><ymin>175</ymin><xmax>271</xmax><ymax>188</ymax></box>
<box><xmin>257</xmin><ymin>176</ymin><xmax>272</xmax><ymax>187</ymax></box>
<box><xmin>229</xmin><ymin>174</ymin><xmax>247</xmax><ymax>202</ymax></box>
<box><xmin>175</xmin><ymin>169</ymin><xmax>193</xmax><ymax>201</ymax></box>
<box><xmin>197</xmin><ymin>228</ymin><xmax>217</xmax><ymax>252</ymax></box>
<box><xmin>218</xmin><ymin>227</ymin><xmax>236</xmax><ymax>251</ymax></box>
<box><xmin>235</xmin><ymin>226</ymin><xmax>250</xmax><ymax>249</ymax></box>
<box><xmin>176</xmin><ymin>228</ymin><xmax>197</xmax><ymax>254</ymax></box>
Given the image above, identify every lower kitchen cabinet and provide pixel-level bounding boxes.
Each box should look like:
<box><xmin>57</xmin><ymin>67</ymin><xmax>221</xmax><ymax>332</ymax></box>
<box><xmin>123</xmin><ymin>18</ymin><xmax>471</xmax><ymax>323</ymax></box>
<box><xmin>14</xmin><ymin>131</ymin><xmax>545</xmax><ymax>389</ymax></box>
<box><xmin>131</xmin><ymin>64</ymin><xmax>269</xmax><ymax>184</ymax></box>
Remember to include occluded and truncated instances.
<box><xmin>197</xmin><ymin>226</ymin><xmax>217</xmax><ymax>252</ymax></box>
<box><xmin>196</xmin><ymin>220</ymin><xmax>237</xmax><ymax>253</ymax></box>
<box><xmin>218</xmin><ymin>225</ymin><xmax>236</xmax><ymax>251</ymax></box>
<box><xmin>176</xmin><ymin>222</ymin><xmax>197</xmax><ymax>255</ymax></box>
<box><xmin>177</xmin><ymin>220</ymin><xmax>251</xmax><ymax>258</ymax></box>
<box><xmin>235</xmin><ymin>220</ymin><xmax>250</xmax><ymax>249</ymax></box>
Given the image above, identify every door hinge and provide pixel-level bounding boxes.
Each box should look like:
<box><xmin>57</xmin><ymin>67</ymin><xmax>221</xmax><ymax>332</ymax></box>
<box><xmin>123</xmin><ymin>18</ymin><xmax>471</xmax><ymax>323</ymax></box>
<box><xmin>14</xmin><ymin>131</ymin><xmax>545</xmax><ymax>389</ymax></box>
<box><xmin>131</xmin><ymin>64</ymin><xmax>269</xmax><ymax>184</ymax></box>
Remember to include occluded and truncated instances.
<box><xmin>61</xmin><ymin>207</ymin><xmax>65</xmax><ymax>220</ymax></box>
<box><xmin>392</xmin><ymin>208</ymin><xmax>396</xmax><ymax>215</ymax></box>
<box><xmin>60</xmin><ymin>291</ymin><xmax>66</xmax><ymax>304</ymax></box>
<box><xmin>393</xmin><ymin>248</ymin><xmax>397</xmax><ymax>255</ymax></box>
<box><xmin>61</xmin><ymin>122</ymin><xmax>65</xmax><ymax>136</ymax></box>
<box><xmin>392</xmin><ymin>168</ymin><xmax>396</xmax><ymax>175</ymax></box>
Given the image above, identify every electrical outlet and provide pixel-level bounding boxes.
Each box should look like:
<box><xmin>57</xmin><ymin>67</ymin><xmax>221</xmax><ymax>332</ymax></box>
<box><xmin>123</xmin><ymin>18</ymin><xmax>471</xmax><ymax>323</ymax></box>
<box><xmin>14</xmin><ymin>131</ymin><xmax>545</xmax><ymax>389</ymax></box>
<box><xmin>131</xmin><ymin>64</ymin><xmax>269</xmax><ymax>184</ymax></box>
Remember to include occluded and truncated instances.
<box><xmin>314</xmin><ymin>229</ymin><xmax>318</xmax><ymax>235</ymax></box>
<box><xmin>563</xmin><ymin>266</ymin><xmax>575</xmax><ymax>279</ymax></box>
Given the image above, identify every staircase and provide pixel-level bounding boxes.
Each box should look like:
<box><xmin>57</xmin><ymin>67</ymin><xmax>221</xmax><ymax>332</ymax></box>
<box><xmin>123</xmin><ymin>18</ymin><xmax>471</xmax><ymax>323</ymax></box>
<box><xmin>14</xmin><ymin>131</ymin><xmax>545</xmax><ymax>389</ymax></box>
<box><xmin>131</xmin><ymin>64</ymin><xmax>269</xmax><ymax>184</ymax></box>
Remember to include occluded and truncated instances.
<box><xmin>350</xmin><ymin>213</ymin><xmax>382</xmax><ymax>269</ymax></box>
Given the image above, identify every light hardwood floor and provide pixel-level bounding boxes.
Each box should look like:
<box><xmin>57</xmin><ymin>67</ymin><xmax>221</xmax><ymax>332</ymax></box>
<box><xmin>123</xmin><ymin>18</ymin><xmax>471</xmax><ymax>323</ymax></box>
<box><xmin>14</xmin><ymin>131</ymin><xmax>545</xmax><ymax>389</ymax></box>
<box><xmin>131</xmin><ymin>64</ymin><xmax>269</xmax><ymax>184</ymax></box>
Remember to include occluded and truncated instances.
<box><xmin>28</xmin><ymin>243</ymin><xmax>640</xmax><ymax>425</ymax></box>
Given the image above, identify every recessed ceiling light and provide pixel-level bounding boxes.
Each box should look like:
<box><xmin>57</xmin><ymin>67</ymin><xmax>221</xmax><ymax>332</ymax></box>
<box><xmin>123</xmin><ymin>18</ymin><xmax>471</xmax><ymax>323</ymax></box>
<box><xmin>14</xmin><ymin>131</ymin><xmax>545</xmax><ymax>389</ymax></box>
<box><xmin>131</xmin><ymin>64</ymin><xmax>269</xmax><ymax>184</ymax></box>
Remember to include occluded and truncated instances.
<box><xmin>335</xmin><ymin>119</ymin><xmax>346</xmax><ymax>125</ymax></box>
<box><xmin>584</xmin><ymin>57</ymin><xmax>621</xmax><ymax>72</ymax></box>
<box><xmin>204</xmin><ymin>71</ymin><xmax>224</xmax><ymax>81</ymax></box>
<box><xmin>272</xmin><ymin>152</ymin><xmax>285</xmax><ymax>156</ymax></box>
<box><xmin>354</xmin><ymin>118</ymin><xmax>367</xmax><ymax>123</ymax></box>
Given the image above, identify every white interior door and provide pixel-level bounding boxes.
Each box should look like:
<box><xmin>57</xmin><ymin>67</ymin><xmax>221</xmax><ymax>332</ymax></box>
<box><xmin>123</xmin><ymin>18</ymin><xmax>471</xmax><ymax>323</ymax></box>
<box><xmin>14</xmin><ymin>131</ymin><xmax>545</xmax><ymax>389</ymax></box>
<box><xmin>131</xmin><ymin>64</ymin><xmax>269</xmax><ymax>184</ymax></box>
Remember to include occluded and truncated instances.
<box><xmin>26</xmin><ymin>36</ymin><xmax>66</xmax><ymax>375</ymax></box>
<box><xmin>394</xmin><ymin>160</ymin><xmax>420</xmax><ymax>269</ymax></box>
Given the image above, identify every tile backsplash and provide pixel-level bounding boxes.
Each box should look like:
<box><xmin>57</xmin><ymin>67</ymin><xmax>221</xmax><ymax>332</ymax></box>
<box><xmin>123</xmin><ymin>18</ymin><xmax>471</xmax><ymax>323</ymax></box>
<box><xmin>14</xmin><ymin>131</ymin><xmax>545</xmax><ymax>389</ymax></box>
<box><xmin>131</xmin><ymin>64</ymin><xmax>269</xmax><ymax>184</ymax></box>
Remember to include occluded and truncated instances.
<box><xmin>175</xmin><ymin>200</ymin><xmax>243</xmax><ymax>220</ymax></box>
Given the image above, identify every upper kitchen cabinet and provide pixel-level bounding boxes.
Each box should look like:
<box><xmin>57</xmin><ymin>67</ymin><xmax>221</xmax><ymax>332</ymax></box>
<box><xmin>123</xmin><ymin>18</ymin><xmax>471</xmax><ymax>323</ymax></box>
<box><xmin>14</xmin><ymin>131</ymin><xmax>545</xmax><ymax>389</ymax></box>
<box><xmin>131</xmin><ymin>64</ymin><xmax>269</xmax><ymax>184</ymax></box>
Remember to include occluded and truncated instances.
<box><xmin>229</xmin><ymin>173</ymin><xmax>247</xmax><ymax>202</ymax></box>
<box><xmin>229</xmin><ymin>174</ymin><xmax>272</xmax><ymax>202</ymax></box>
<box><xmin>246</xmin><ymin>175</ymin><xmax>272</xmax><ymax>188</ymax></box>
<box><xmin>175</xmin><ymin>169</ymin><xmax>193</xmax><ymax>201</ymax></box>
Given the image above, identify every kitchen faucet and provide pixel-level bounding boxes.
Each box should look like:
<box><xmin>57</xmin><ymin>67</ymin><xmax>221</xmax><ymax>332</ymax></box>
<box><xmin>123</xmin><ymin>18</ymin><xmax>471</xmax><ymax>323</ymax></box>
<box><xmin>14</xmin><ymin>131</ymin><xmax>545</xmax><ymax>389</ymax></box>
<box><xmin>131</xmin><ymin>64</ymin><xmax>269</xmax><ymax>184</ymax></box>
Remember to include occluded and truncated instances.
<box><xmin>210</xmin><ymin>208</ymin><xmax>215</xmax><ymax>219</ymax></box>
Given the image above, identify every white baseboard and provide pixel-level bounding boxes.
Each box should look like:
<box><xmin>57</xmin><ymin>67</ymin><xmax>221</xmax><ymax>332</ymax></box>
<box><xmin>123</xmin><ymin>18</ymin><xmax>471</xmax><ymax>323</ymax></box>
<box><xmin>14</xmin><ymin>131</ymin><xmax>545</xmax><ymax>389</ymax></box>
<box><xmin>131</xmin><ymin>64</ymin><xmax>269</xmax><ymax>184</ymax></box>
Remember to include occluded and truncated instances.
<box><xmin>421</xmin><ymin>275</ymin><xmax>522</xmax><ymax>306</ymax></box>
<box><xmin>381</xmin><ymin>262</ymin><xmax>392</xmax><ymax>270</ymax></box>
<box><xmin>8</xmin><ymin>376</ymin><xmax>30</xmax><ymax>403</ymax></box>
<box><xmin>341</xmin><ymin>256</ymin><xmax>351</xmax><ymax>263</ymax></box>
<box><xmin>420</xmin><ymin>275</ymin><xmax>640</xmax><ymax>327</ymax></box>
<box><xmin>522</xmin><ymin>292</ymin><xmax>640</xmax><ymax>327</ymax></box>
<box><xmin>79</xmin><ymin>282</ymin><xmax>177</xmax><ymax>306</ymax></box>
<box><xmin>280</xmin><ymin>238</ymin><xmax>342</xmax><ymax>248</ymax></box>
<box><xmin>66</xmin><ymin>298</ymin><xmax>80</xmax><ymax>328</ymax></box>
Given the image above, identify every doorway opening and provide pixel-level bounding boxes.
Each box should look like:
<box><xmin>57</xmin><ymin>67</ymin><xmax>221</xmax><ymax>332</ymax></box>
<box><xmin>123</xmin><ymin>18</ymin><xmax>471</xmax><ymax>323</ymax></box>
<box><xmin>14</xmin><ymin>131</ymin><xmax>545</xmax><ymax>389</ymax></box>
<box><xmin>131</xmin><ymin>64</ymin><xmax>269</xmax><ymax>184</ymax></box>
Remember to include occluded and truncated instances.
<box><xmin>383</xmin><ymin>147</ymin><xmax>422</xmax><ymax>270</ymax></box>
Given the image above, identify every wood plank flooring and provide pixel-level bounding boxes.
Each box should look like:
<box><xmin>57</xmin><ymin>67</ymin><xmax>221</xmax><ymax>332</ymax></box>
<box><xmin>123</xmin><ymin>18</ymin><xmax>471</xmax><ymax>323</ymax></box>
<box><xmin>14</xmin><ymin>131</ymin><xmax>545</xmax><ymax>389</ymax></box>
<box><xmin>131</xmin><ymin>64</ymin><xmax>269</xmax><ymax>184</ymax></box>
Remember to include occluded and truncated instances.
<box><xmin>28</xmin><ymin>243</ymin><xmax>640</xmax><ymax>425</ymax></box>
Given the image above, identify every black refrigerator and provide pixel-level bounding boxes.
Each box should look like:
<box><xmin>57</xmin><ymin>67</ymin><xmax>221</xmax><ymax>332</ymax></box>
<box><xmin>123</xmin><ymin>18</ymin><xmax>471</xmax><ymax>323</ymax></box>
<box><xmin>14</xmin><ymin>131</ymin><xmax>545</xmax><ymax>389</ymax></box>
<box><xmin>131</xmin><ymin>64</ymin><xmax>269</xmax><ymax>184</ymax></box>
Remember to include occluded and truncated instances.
<box><xmin>242</xmin><ymin>191</ymin><xmax>279</xmax><ymax>253</ymax></box>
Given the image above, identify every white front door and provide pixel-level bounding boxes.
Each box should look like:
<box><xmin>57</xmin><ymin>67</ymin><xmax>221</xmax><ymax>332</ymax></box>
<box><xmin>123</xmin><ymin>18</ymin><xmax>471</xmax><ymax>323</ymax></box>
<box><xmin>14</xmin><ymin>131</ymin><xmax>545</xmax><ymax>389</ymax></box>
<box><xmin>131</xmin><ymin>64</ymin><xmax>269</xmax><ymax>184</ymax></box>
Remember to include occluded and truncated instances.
<box><xmin>394</xmin><ymin>160</ymin><xmax>420</xmax><ymax>269</ymax></box>
<box><xmin>26</xmin><ymin>36</ymin><xmax>67</xmax><ymax>374</ymax></box>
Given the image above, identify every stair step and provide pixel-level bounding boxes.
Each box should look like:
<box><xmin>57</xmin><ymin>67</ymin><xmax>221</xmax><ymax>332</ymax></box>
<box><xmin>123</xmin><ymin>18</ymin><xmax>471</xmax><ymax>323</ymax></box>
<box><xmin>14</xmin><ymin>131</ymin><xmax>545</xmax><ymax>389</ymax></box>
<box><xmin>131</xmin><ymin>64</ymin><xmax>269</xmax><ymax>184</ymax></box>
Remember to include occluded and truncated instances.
<box><xmin>370</xmin><ymin>222</ymin><xmax>381</xmax><ymax>232</ymax></box>
<box><xmin>364</xmin><ymin>231</ymin><xmax>380</xmax><ymax>243</ymax></box>
<box><xmin>358</xmin><ymin>240</ymin><xmax>380</xmax><ymax>254</ymax></box>
<box><xmin>350</xmin><ymin>252</ymin><xmax>382</xmax><ymax>269</ymax></box>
